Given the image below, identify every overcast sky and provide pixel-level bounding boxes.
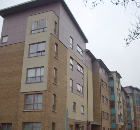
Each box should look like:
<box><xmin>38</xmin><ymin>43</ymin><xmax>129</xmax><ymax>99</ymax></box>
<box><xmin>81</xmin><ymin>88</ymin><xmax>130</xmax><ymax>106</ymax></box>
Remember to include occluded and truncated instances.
<box><xmin>0</xmin><ymin>0</ymin><xmax>140</xmax><ymax>88</ymax></box>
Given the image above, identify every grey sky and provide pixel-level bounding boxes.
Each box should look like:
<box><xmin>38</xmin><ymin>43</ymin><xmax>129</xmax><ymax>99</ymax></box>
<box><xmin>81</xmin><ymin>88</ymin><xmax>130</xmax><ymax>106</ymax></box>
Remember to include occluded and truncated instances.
<box><xmin>0</xmin><ymin>0</ymin><xmax>140</xmax><ymax>88</ymax></box>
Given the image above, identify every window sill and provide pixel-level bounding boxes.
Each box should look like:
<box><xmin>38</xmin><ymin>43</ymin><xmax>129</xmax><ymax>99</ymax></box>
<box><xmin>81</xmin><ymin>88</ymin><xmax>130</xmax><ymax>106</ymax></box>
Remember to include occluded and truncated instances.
<box><xmin>53</xmin><ymin>82</ymin><xmax>57</xmax><ymax>85</ymax></box>
<box><xmin>52</xmin><ymin>110</ymin><xmax>57</xmax><ymax>113</ymax></box>
<box><xmin>26</xmin><ymin>81</ymin><xmax>43</xmax><ymax>84</ymax></box>
<box><xmin>22</xmin><ymin>110</ymin><xmax>43</xmax><ymax>112</ymax></box>
<box><xmin>54</xmin><ymin>56</ymin><xmax>58</xmax><ymax>60</ymax></box>
<box><xmin>81</xmin><ymin>113</ymin><xmax>84</xmax><ymax>115</ymax></box>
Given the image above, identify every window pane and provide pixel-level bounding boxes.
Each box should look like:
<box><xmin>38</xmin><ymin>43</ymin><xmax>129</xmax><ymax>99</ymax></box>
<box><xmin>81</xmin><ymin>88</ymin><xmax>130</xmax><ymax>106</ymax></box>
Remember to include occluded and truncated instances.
<box><xmin>33</xmin><ymin>123</ymin><xmax>41</xmax><ymax>130</ymax></box>
<box><xmin>27</xmin><ymin>77</ymin><xmax>35</xmax><ymax>83</ymax></box>
<box><xmin>32</xmin><ymin>21</ymin><xmax>38</xmax><ymax>30</ymax></box>
<box><xmin>25</xmin><ymin>95</ymin><xmax>33</xmax><ymax>104</ymax></box>
<box><xmin>25</xmin><ymin>104</ymin><xmax>33</xmax><ymax>109</ymax></box>
<box><xmin>2</xmin><ymin>124</ymin><xmax>6</xmax><ymax>130</ymax></box>
<box><xmin>30</xmin><ymin>44</ymin><xmax>37</xmax><ymax>53</ymax></box>
<box><xmin>35</xmin><ymin>94</ymin><xmax>42</xmax><ymax>103</ymax></box>
<box><xmin>41</xmin><ymin>68</ymin><xmax>44</xmax><ymax>76</ymax></box>
<box><xmin>36</xmin><ymin>68</ymin><xmax>41</xmax><ymax>76</ymax></box>
<box><xmin>40</xmin><ymin>19</ymin><xmax>46</xmax><ymax>28</ymax></box>
<box><xmin>29</xmin><ymin>53</ymin><xmax>37</xmax><ymax>57</ymax></box>
<box><xmin>38</xmin><ymin>104</ymin><xmax>42</xmax><ymax>109</ymax></box>
<box><xmin>38</xmin><ymin>42</ymin><xmax>45</xmax><ymax>51</ymax></box>
<box><xmin>28</xmin><ymin>69</ymin><xmax>35</xmax><ymax>77</ymax></box>
<box><xmin>7</xmin><ymin>124</ymin><xmax>12</xmax><ymax>130</ymax></box>
<box><xmin>2</xmin><ymin>36</ymin><xmax>8</xmax><ymax>43</ymax></box>
<box><xmin>23</xmin><ymin>123</ymin><xmax>31</xmax><ymax>130</ymax></box>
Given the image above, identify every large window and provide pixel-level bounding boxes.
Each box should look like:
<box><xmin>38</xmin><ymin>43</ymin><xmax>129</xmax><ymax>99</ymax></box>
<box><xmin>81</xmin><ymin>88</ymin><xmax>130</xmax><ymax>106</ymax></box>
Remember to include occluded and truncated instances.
<box><xmin>23</xmin><ymin>123</ymin><xmax>41</xmax><ymax>130</ymax></box>
<box><xmin>77</xmin><ymin>63</ymin><xmax>83</xmax><ymax>73</ymax></box>
<box><xmin>81</xmin><ymin>105</ymin><xmax>84</xmax><ymax>114</ymax></box>
<box><xmin>77</xmin><ymin>45</ymin><xmax>83</xmax><ymax>55</ymax></box>
<box><xmin>70</xmin><ymin>37</ymin><xmax>73</xmax><ymax>49</ymax></box>
<box><xmin>54</xmin><ymin>68</ymin><xmax>57</xmax><ymax>83</ymax></box>
<box><xmin>73</xmin><ymin>102</ymin><xmax>76</xmax><ymax>112</ymax></box>
<box><xmin>2</xmin><ymin>35</ymin><xmax>8</xmax><ymax>43</ymax></box>
<box><xmin>70</xmin><ymin>79</ymin><xmax>73</xmax><ymax>92</ymax></box>
<box><xmin>27</xmin><ymin>67</ymin><xmax>44</xmax><ymax>83</ymax></box>
<box><xmin>77</xmin><ymin>84</ymin><xmax>83</xmax><ymax>93</ymax></box>
<box><xmin>1</xmin><ymin>124</ymin><xmax>12</xmax><ymax>130</ymax></box>
<box><xmin>53</xmin><ymin>94</ymin><xmax>56</xmax><ymax>111</ymax></box>
<box><xmin>31</xmin><ymin>19</ymin><xmax>47</xmax><ymax>34</ymax></box>
<box><xmin>24</xmin><ymin>94</ymin><xmax>43</xmax><ymax>110</ymax></box>
<box><xmin>70</xmin><ymin>57</ymin><xmax>73</xmax><ymax>70</ymax></box>
<box><xmin>29</xmin><ymin>42</ymin><xmax>45</xmax><ymax>57</ymax></box>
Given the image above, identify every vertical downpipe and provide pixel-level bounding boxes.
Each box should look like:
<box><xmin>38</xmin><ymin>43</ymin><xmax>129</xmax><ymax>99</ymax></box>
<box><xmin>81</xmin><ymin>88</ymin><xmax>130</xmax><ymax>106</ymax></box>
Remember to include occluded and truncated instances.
<box><xmin>65</xmin><ymin>109</ymin><xmax>68</xmax><ymax>130</ymax></box>
<box><xmin>87</xmin><ymin>67</ymin><xmax>89</xmax><ymax>130</ymax></box>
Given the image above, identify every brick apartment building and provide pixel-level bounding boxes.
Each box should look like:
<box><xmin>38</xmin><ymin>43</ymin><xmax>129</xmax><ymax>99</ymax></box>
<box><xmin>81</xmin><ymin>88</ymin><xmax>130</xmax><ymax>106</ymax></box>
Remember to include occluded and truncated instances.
<box><xmin>0</xmin><ymin>0</ymin><xmax>139</xmax><ymax>130</ymax></box>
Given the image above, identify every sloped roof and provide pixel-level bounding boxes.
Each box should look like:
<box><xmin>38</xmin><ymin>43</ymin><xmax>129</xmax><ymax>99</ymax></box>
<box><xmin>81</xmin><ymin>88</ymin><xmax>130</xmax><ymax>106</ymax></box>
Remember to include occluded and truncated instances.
<box><xmin>0</xmin><ymin>0</ymin><xmax>88</xmax><ymax>43</ymax></box>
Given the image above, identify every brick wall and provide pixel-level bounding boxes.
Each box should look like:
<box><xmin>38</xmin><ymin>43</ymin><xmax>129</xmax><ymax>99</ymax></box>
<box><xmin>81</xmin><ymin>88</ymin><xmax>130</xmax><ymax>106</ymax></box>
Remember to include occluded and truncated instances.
<box><xmin>0</xmin><ymin>42</ymin><xmax>24</xmax><ymax>130</ymax></box>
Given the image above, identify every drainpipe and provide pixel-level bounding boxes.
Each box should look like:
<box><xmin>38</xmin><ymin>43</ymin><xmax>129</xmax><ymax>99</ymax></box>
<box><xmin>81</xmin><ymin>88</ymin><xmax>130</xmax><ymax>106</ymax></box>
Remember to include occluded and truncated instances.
<box><xmin>87</xmin><ymin>67</ymin><xmax>89</xmax><ymax>130</ymax></box>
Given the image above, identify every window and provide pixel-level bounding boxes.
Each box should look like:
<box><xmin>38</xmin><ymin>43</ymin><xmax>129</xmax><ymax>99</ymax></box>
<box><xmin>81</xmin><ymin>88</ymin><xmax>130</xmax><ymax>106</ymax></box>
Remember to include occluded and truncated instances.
<box><xmin>137</xmin><ymin>107</ymin><xmax>139</xmax><ymax>112</ymax></box>
<box><xmin>111</xmin><ymin>115</ymin><xmax>115</xmax><ymax>122</ymax></box>
<box><xmin>102</xmin><ymin>95</ymin><xmax>104</xmax><ymax>102</ymax></box>
<box><xmin>70</xmin><ymin>79</ymin><xmax>73</xmax><ymax>92</ymax></box>
<box><xmin>77</xmin><ymin>45</ymin><xmax>83</xmax><ymax>55</ymax></box>
<box><xmin>1</xmin><ymin>124</ymin><xmax>12</xmax><ymax>130</ymax></box>
<box><xmin>54</xmin><ymin>21</ymin><xmax>57</xmax><ymax>35</ymax></box>
<box><xmin>103</xmin><ymin>127</ymin><xmax>105</xmax><ymax>130</ymax></box>
<box><xmin>106</xmin><ymin>98</ymin><xmax>108</xmax><ymax>104</ymax></box>
<box><xmin>102</xmin><ymin>81</ymin><xmax>107</xmax><ymax>89</ymax></box>
<box><xmin>81</xmin><ymin>105</ymin><xmax>84</xmax><ymax>114</ymax></box>
<box><xmin>24</xmin><ymin>94</ymin><xmax>42</xmax><ymax>110</ymax></box>
<box><xmin>70</xmin><ymin>37</ymin><xmax>73</xmax><ymax>49</ymax></box>
<box><xmin>55</xmin><ymin>43</ymin><xmax>58</xmax><ymax>57</ymax></box>
<box><xmin>23</xmin><ymin>122</ymin><xmax>41</xmax><ymax>130</ymax></box>
<box><xmin>70</xmin><ymin>57</ymin><xmax>73</xmax><ymax>70</ymax></box>
<box><xmin>77</xmin><ymin>84</ymin><xmax>83</xmax><ymax>93</ymax></box>
<box><xmin>73</xmin><ymin>102</ymin><xmax>76</xmax><ymax>112</ymax></box>
<box><xmin>2</xmin><ymin>35</ymin><xmax>8</xmax><ymax>43</ymax></box>
<box><xmin>102</xmin><ymin>111</ymin><xmax>104</xmax><ymax>118</ymax></box>
<box><xmin>29</xmin><ymin>42</ymin><xmax>45</xmax><ymax>57</ymax></box>
<box><xmin>107</xmin><ymin>113</ymin><xmax>108</xmax><ymax>119</ymax></box>
<box><xmin>53</xmin><ymin>94</ymin><xmax>56</xmax><ymax>111</ymax></box>
<box><xmin>69</xmin><ymin>125</ymin><xmax>73</xmax><ymax>130</ymax></box>
<box><xmin>117</xmin><ymin>88</ymin><xmax>118</xmax><ymax>95</ymax></box>
<box><xmin>52</xmin><ymin>122</ymin><xmax>55</xmax><ymax>130</ymax></box>
<box><xmin>77</xmin><ymin>63</ymin><xmax>83</xmax><ymax>73</ymax></box>
<box><xmin>54</xmin><ymin>68</ymin><xmax>57</xmax><ymax>83</ymax></box>
<box><xmin>27</xmin><ymin>67</ymin><xmax>44</xmax><ymax>83</ymax></box>
<box><xmin>81</xmin><ymin>126</ymin><xmax>84</xmax><ymax>130</ymax></box>
<box><xmin>31</xmin><ymin>19</ymin><xmax>47</xmax><ymax>34</ymax></box>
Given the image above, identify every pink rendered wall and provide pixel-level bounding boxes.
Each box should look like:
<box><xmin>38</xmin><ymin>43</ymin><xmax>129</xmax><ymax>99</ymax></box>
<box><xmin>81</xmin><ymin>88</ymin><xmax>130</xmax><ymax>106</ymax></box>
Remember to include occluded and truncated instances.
<box><xmin>0</xmin><ymin>2</ymin><xmax>60</xmax><ymax>46</ymax></box>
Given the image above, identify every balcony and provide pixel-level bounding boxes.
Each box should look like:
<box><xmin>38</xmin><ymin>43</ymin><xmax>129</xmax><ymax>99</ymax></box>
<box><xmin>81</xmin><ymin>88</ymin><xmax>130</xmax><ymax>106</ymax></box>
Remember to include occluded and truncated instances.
<box><xmin>109</xmin><ymin>81</ymin><xmax>114</xmax><ymax>87</ymax></box>
<box><xmin>110</xmin><ymin>94</ymin><xmax>115</xmax><ymax>100</ymax></box>
<box><xmin>111</xmin><ymin>123</ymin><xmax>116</xmax><ymax>128</ymax></box>
<box><xmin>111</xmin><ymin>108</ymin><xmax>115</xmax><ymax>114</ymax></box>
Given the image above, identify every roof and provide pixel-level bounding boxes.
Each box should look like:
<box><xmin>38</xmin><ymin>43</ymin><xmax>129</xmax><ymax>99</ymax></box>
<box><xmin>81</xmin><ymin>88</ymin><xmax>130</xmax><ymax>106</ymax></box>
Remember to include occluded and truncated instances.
<box><xmin>86</xmin><ymin>49</ymin><xmax>96</xmax><ymax>60</ymax></box>
<box><xmin>0</xmin><ymin>0</ymin><xmax>88</xmax><ymax>43</ymax></box>
<box><xmin>110</xmin><ymin>71</ymin><xmax>122</xmax><ymax>78</ymax></box>
<box><xmin>97</xmin><ymin>59</ymin><xmax>110</xmax><ymax>73</ymax></box>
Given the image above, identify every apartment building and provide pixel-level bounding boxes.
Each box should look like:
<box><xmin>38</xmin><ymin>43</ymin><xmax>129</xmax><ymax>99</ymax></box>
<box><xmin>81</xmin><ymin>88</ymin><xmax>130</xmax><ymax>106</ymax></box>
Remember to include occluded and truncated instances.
<box><xmin>124</xmin><ymin>86</ymin><xmax>140</xmax><ymax>130</ymax></box>
<box><xmin>121</xmin><ymin>87</ymin><xmax>128</xmax><ymax>130</ymax></box>
<box><xmin>0</xmin><ymin>0</ymin><xmax>92</xmax><ymax>129</ymax></box>
<box><xmin>0</xmin><ymin>0</ymin><xmax>140</xmax><ymax>130</ymax></box>
<box><xmin>109</xmin><ymin>71</ymin><xmax>124</xmax><ymax>130</ymax></box>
